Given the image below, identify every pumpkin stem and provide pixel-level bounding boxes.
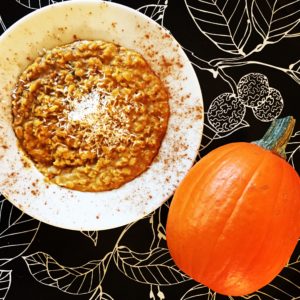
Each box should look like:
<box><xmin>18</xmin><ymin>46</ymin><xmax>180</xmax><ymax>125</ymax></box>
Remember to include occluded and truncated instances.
<box><xmin>253</xmin><ymin>116</ymin><xmax>296</xmax><ymax>159</ymax></box>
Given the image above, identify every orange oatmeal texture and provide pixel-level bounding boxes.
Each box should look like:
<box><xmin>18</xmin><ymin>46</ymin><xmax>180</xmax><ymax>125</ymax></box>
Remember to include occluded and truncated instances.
<box><xmin>11</xmin><ymin>40</ymin><xmax>170</xmax><ymax>192</ymax></box>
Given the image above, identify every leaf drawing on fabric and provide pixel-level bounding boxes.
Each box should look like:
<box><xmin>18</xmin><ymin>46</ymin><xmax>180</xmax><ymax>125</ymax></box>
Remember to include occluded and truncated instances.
<box><xmin>185</xmin><ymin>0</ymin><xmax>252</xmax><ymax>55</ymax></box>
<box><xmin>0</xmin><ymin>198</ymin><xmax>40</xmax><ymax>267</ymax></box>
<box><xmin>286</xmin><ymin>131</ymin><xmax>300</xmax><ymax>168</ymax></box>
<box><xmin>137</xmin><ymin>0</ymin><xmax>168</xmax><ymax>26</ymax></box>
<box><xmin>15</xmin><ymin>0</ymin><xmax>50</xmax><ymax>9</ymax></box>
<box><xmin>149</xmin><ymin>202</ymin><xmax>168</xmax><ymax>251</ymax></box>
<box><xmin>0</xmin><ymin>15</ymin><xmax>6</xmax><ymax>34</ymax></box>
<box><xmin>251</xmin><ymin>0</ymin><xmax>300</xmax><ymax>46</ymax></box>
<box><xmin>180</xmin><ymin>284</ymin><xmax>215</xmax><ymax>300</ymax></box>
<box><xmin>23</xmin><ymin>251</ymin><xmax>110</xmax><ymax>295</ymax></box>
<box><xmin>81</xmin><ymin>231</ymin><xmax>99</xmax><ymax>247</ymax></box>
<box><xmin>15</xmin><ymin>0</ymin><xmax>66</xmax><ymax>9</ymax></box>
<box><xmin>288</xmin><ymin>59</ymin><xmax>300</xmax><ymax>86</ymax></box>
<box><xmin>0</xmin><ymin>270</ymin><xmax>11</xmax><ymax>300</ymax></box>
<box><xmin>285</xmin><ymin>21</ymin><xmax>300</xmax><ymax>38</ymax></box>
<box><xmin>242</xmin><ymin>261</ymin><xmax>300</xmax><ymax>300</ymax></box>
<box><xmin>88</xmin><ymin>286</ymin><xmax>114</xmax><ymax>300</ymax></box>
<box><xmin>113</xmin><ymin>246</ymin><xmax>190</xmax><ymax>285</ymax></box>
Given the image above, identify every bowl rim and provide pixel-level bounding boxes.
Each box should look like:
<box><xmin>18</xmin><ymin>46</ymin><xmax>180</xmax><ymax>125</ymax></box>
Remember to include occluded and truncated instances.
<box><xmin>0</xmin><ymin>0</ymin><xmax>204</xmax><ymax>231</ymax></box>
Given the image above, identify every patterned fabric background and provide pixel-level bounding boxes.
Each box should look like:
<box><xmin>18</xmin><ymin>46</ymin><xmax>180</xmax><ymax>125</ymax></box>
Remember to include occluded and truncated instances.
<box><xmin>0</xmin><ymin>0</ymin><xmax>299</xmax><ymax>299</ymax></box>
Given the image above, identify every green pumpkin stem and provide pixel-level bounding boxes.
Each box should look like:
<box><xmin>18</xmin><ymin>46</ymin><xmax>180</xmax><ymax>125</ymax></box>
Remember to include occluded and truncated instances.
<box><xmin>253</xmin><ymin>116</ymin><xmax>296</xmax><ymax>159</ymax></box>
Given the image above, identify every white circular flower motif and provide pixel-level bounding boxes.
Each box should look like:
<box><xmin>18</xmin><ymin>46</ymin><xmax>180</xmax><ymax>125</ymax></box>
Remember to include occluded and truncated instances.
<box><xmin>207</xmin><ymin>93</ymin><xmax>246</xmax><ymax>133</ymax></box>
<box><xmin>253</xmin><ymin>87</ymin><xmax>284</xmax><ymax>122</ymax></box>
<box><xmin>237</xmin><ymin>73</ymin><xmax>270</xmax><ymax>108</ymax></box>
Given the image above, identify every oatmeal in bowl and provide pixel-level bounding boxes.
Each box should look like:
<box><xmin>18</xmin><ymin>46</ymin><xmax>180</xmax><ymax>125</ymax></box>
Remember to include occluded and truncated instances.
<box><xmin>0</xmin><ymin>0</ymin><xmax>203</xmax><ymax>230</ymax></box>
<box><xmin>12</xmin><ymin>40</ymin><xmax>170</xmax><ymax>192</ymax></box>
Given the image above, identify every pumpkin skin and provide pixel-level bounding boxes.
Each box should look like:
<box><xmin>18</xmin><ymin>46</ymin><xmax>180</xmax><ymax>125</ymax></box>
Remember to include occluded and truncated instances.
<box><xmin>166</xmin><ymin>142</ymin><xmax>300</xmax><ymax>296</ymax></box>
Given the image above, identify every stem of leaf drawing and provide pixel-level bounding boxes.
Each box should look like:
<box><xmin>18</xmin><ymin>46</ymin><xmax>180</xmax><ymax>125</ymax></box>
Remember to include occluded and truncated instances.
<box><xmin>106</xmin><ymin>216</ymin><xmax>148</xmax><ymax>263</ymax></box>
<box><xmin>199</xmin><ymin>132</ymin><xmax>218</xmax><ymax>152</ymax></box>
<box><xmin>219</xmin><ymin>60</ymin><xmax>288</xmax><ymax>73</ymax></box>
<box><xmin>217</xmin><ymin>68</ymin><xmax>237</xmax><ymax>94</ymax></box>
<box><xmin>92</xmin><ymin>221</ymin><xmax>137</xmax><ymax>287</ymax></box>
<box><xmin>149</xmin><ymin>213</ymin><xmax>156</xmax><ymax>250</ymax></box>
<box><xmin>287</xmin><ymin>145</ymin><xmax>300</xmax><ymax>167</ymax></box>
<box><xmin>182</xmin><ymin>47</ymin><xmax>218</xmax><ymax>77</ymax></box>
<box><xmin>210</xmin><ymin>43</ymin><xmax>266</xmax><ymax>67</ymax></box>
<box><xmin>89</xmin><ymin>286</ymin><xmax>101</xmax><ymax>300</ymax></box>
<box><xmin>219</xmin><ymin>60</ymin><xmax>300</xmax><ymax>85</ymax></box>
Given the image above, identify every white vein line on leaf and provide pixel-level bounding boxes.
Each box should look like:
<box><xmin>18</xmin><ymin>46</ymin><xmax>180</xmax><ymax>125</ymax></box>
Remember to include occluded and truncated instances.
<box><xmin>188</xmin><ymin>6</ymin><xmax>221</xmax><ymax>17</ymax></box>
<box><xmin>277</xmin><ymin>274</ymin><xmax>300</xmax><ymax>289</ymax></box>
<box><xmin>197</xmin><ymin>0</ymin><xmax>215</xmax><ymax>7</ymax></box>
<box><xmin>185</xmin><ymin>0</ymin><xmax>251</xmax><ymax>55</ymax></box>
<box><xmin>268</xmin><ymin>283</ymin><xmax>294</xmax><ymax>298</ymax></box>
<box><xmin>253</xmin><ymin>2</ymin><xmax>269</xmax><ymax>27</ymax></box>
<box><xmin>228</xmin><ymin>0</ymin><xmax>240</xmax><ymax>23</ymax></box>
<box><xmin>274</xmin><ymin>0</ymin><xmax>300</xmax><ymax>14</ymax></box>
<box><xmin>233</xmin><ymin>7</ymin><xmax>246</xmax><ymax>40</ymax></box>
<box><xmin>273</xmin><ymin>10</ymin><xmax>300</xmax><ymax>24</ymax></box>
<box><xmin>222</xmin><ymin>0</ymin><xmax>230</xmax><ymax>13</ymax></box>
<box><xmin>193</xmin><ymin>17</ymin><xmax>227</xmax><ymax>26</ymax></box>
<box><xmin>0</xmin><ymin>228</ymin><xmax>39</xmax><ymax>239</ymax></box>
<box><xmin>156</xmin><ymin>267</ymin><xmax>168</xmax><ymax>284</ymax></box>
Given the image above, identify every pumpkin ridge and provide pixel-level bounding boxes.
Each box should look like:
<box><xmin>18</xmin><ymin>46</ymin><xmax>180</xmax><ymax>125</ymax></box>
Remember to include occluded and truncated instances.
<box><xmin>200</xmin><ymin>149</ymin><xmax>269</xmax><ymax>281</ymax></box>
<box><xmin>277</xmin><ymin>165</ymin><xmax>300</xmax><ymax>259</ymax></box>
<box><xmin>187</xmin><ymin>144</ymin><xmax>264</xmax><ymax>279</ymax></box>
<box><xmin>173</xmin><ymin>144</ymin><xmax>243</xmax><ymax>225</ymax></box>
<box><xmin>216</xmin><ymin>154</ymin><xmax>286</xmax><ymax>292</ymax></box>
<box><xmin>242</xmin><ymin>156</ymin><xmax>286</xmax><ymax>271</ymax></box>
<box><xmin>167</xmin><ymin>144</ymin><xmax>244</xmax><ymax>275</ymax></box>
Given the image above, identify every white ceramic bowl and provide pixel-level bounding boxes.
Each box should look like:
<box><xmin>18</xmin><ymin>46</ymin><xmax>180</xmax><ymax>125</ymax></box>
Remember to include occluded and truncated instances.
<box><xmin>0</xmin><ymin>0</ymin><xmax>203</xmax><ymax>230</ymax></box>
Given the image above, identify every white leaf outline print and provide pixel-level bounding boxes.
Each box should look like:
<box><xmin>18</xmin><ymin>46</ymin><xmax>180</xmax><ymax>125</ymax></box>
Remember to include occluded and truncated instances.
<box><xmin>285</xmin><ymin>22</ymin><xmax>300</xmax><ymax>38</ymax></box>
<box><xmin>184</xmin><ymin>0</ymin><xmax>252</xmax><ymax>55</ymax></box>
<box><xmin>286</xmin><ymin>131</ymin><xmax>300</xmax><ymax>168</ymax></box>
<box><xmin>15</xmin><ymin>0</ymin><xmax>77</xmax><ymax>10</ymax></box>
<box><xmin>15</xmin><ymin>0</ymin><xmax>52</xmax><ymax>9</ymax></box>
<box><xmin>241</xmin><ymin>260</ymin><xmax>300</xmax><ymax>300</ymax></box>
<box><xmin>111</xmin><ymin>202</ymin><xmax>187</xmax><ymax>288</ymax></box>
<box><xmin>137</xmin><ymin>0</ymin><xmax>168</xmax><ymax>26</ymax></box>
<box><xmin>113</xmin><ymin>245</ymin><xmax>190</xmax><ymax>285</ymax></box>
<box><xmin>251</xmin><ymin>0</ymin><xmax>300</xmax><ymax>45</ymax></box>
<box><xmin>88</xmin><ymin>286</ymin><xmax>114</xmax><ymax>300</ymax></box>
<box><xmin>0</xmin><ymin>198</ymin><xmax>40</xmax><ymax>267</ymax></box>
<box><xmin>23</xmin><ymin>251</ymin><xmax>111</xmax><ymax>295</ymax></box>
<box><xmin>183</xmin><ymin>42</ymin><xmax>300</xmax><ymax>87</ymax></box>
<box><xmin>81</xmin><ymin>231</ymin><xmax>99</xmax><ymax>247</ymax></box>
<box><xmin>180</xmin><ymin>284</ymin><xmax>215</xmax><ymax>300</ymax></box>
<box><xmin>0</xmin><ymin>270</ymin><xmax>11</xmax><ymax>300</ymax></box>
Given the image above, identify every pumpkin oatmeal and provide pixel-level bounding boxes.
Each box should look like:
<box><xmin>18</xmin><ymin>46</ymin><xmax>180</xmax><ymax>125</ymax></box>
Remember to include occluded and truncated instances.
<box><xmin>11</xmin><ymin>40</ymin><xmax>170</xmax><ymax>192</ymax></box>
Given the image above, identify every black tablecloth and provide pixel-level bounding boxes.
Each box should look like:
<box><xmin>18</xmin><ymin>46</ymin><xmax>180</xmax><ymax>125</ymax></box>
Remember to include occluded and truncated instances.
<box><xmin>0</xmin><ymin>1</ymin><xmax>299</xmax><ymax>299</ymax></box>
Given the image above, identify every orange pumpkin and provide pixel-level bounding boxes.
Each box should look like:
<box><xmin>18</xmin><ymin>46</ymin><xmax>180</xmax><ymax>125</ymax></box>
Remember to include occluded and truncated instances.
<box><xmin>166</xmin><ymin>116</ymin><xmax>300</xmax><ymax>296</ymax></box>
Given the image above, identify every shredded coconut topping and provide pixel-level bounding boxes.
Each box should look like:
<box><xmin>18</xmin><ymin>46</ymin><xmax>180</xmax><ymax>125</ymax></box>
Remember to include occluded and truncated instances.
<box><xmin>59</xmin><ymin>89</ymin><xmax>137</xmax><ymax>152</ymax></box>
